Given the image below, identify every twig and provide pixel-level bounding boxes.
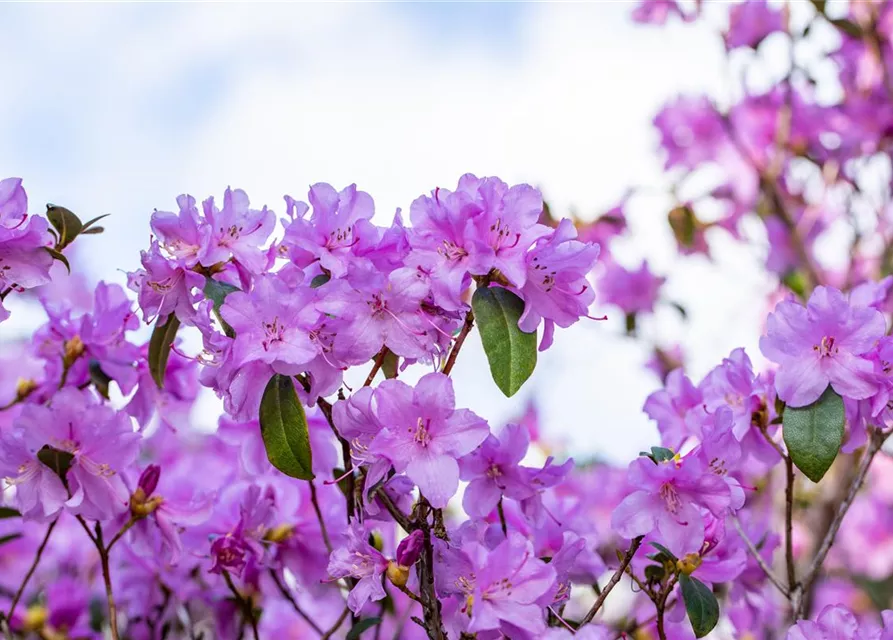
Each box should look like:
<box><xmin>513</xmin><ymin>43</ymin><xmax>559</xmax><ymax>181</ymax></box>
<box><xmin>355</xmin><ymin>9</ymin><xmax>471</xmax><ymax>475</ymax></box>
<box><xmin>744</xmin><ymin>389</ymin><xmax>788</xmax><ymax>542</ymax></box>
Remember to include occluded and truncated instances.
<box><xmin>579</xmin><ymin>536</ymin><xmax>643</xmax><ymax>626</ymax></box>
<box><xmin>363</xmin><ymin>349</ymin><xmax>388</xmax><ymax>387</ymax></box>
<box><xmin>309</xmin><ymin>481</ymin><xmax>333</xmax><ymax>553</ymax></box>
<box><xmin>371</xmin><ymin>486</ymin><xmax>414</xmax><ymax>533</ymax></box>
<box><xmin>222</xmin><ymin>571</ymin><xmax>259</xmax><ymax>640</ymax></box>
<box><xmin>794</xmin><ymin>430</ymin><xmax>889</xmax><ymax>617</ymax></box>
<box><xmin>105</xmin><ymin>516</ymin><xmax>138</xmax><ymax>554</ymax></box>
<box><xmin>497</xmin><ymin>498</ymin><xmax>508</xmax><ymax>537</ymax></box>
<box><xmin>321</xmin><ymin>607</ymin><xmax>350</xmax><ymax>640</ymax></box>
<box><xmin>730</xmin><ymin>516</ymin><xmax>788</xmax><ymax>596</ymax></box>
<box><xmin>414</xmin><ymin>499</ymin><xmax>446</xmax><ymax>640</ymax></box>
<box><xmin>784</xmin><ymin>455</ymin><xmax>797</xmax><ymax>594</ymax></box>
<box><xmin>93</xmin><ymin>523</ymin><xmax>121</xmax><ymax>640</ymax></box>
<box><xmin>268</xmin><ymin>570</ymin><xmax>323</xmax><ymax>635</ymax></box>
<box><xmin>441</xmin><ymin>309</ymin><xmax>474</xmax><ymax>376</ymax></box>
<box><xmin>7</xmin><ymin>519</ymin><xmax>58</xmax><ymax>621</ymax></box>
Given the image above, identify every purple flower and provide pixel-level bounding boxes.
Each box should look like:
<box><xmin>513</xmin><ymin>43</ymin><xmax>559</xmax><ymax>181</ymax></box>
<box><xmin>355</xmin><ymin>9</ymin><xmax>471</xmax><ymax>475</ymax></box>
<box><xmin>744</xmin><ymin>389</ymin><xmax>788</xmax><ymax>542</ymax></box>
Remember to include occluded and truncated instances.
<box><xmin>200</xmin><ymin>187</ymin><xmax>275</xmax><ymax>274</ymax></box>
<box><xmin>760</xmin><ymin>286</ymin><xmax>886</xmax><ymax>407</ymax></box>
<box><xmin>0</xmin><ymin>388</ymin><xmax>140</xmax><ymax>521</ymax></box>
<box><xmin>611</xmin><ymin>453</ymin><xmax>733</xmax><ymax>557</ymax></box>
<box><xmin>221</xmin><ymin>274</ymin><xmax>319</xmax><ymax>375</ymax></box>
<box><xmin>643</xmin><ymin>368</ymin><xmax>706</xmax><ymax>450</ymax></box>
<box><xmin>208</xmin><ymin>484</ymin><xmax>276</xmax><ymax>576</ymax></box>
<box><xmin>436</xmin><ymin>532</ymin><xmax>556</xmax><ymax>638</ymax></box>
<box><xmin>786</xmin><ymin>605</ymin><xmax>893</xmax><ymax>640</ymax></box>
<box><xmin>460</xmin><ymin>423</ymin><xmax>533</xmax><ymax>518</ymax></box>
<box><xmin>631</xmin><ymin>0</ymin><xmax>688</xmax><ymax>25</ymax></box>
<box><xmin>516</xmin><ymin>219</ymin><xmax>601</xmax><ymax>351</ymax></box>
<box><xmin>128</xmin><ymin>241</ymin><xmax>203</xmax><ymax>324</ymax></box>
<box><xmin>0</xmin><ymin>177</ymin><xmax>28</xmax><ymax>227</ymax></box>
<box><xmin>281</xmin><ymin>183</ymin><xmax>377</xmax><ymax>278</ymax></box>
<box><xmin>0</xmin><ymin>180</ymin><xmax>53</xmax><ymax>295</ymax></box>
<box><xmin>598</xmin><ymin>260</ymin><xmax>665</xmax><ymax>315</ymax></box>
<box><xmin>150</xmin><ymin>194</ymin><xmax>210</xmax><ymax>268</ymax></box>
<box><xmin>369</xmin><ymin>373</ymin><xmax>489</xmax><ymax>508</ymax></box>
<box><xmin>326</xmin><ymin>522</ymin><xmax>389</xmax><ymax>612</ymax></box>
<box><xmin>725</xmin><ymin>0</ymin><xmax>785</xmax><ymax>49</ymax></box>
<box><xmin>396</xmin><ymin>530</ymin><xmax>424</xmax><ymax>567</ymax></box>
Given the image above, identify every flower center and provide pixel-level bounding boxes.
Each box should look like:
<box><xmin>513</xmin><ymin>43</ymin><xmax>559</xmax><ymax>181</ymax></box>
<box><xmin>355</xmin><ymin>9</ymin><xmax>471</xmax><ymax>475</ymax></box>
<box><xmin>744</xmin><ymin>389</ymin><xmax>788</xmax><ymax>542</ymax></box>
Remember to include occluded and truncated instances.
<box><xmin>659</xmin><ymin>482</ymin><xmax>681</xmax><ymax>514</ymax></box>
<box><xmin>413</xmin><ymin>417</ymin><xmax>432</xmax><ymax>447</ymax></box>
<box><xmin>486</xmin><ymin>464</ymin><xmax>502</xmax><ymax>478</ymax></box>
<box><xmin>489</xmin><ymin>218</ymin><xmax>521</xmax><ymax>252</ymax></box>
<box><xmin>814</xmin><ymin>335</ymin><xmax>838</xmax><ymax>358</ymax></box>
<box><xmin>262</xmin><ymin>317</ymin><xmax>285</xmax><ymax>350</ymax></box>
<box><xmin>437</xmin><ymin>240</ymin><xmax>469</xmax><ymax>262</ymax></box>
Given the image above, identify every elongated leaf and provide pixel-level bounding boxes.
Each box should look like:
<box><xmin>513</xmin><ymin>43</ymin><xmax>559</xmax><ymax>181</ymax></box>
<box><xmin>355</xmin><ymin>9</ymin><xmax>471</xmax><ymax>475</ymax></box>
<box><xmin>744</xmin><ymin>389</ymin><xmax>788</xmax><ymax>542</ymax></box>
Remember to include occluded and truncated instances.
<box><xmin>44</xmin><ymin>247</ymin><xmax>70</xmax><ymax>274</ymax></box>
<box><xmin>680</xmin><ymin>574</ymin><xmax>719</xmax><ymax>638</ymax></box>
<box><xmin>259</xmin><ymin>375</ymin><xmax>314</xmax><ymax>480</ymax></box>
<box><xmin>346</xmin><ymin>617</ymin><xmax>382</xmax><ymax>640</ymax></box>
<box><xmin>471</xmin><ymin>286</ymin><xmax>536</xmax><ymax>397</ymax></box>
<box><xmin>89</xmin><ymin>360</ymin><xmax>112</xmax><ymax>399</ymax></box>
<box><xmin>783</xmin><ymin>386</ymin><xmax>845</xmax><ymax>483</ymax></box>
<box><xmin>37</xmin><ymin>445</ymin><xmax>74</xmax><ymax>484</ymax></box>
<box><xmin>203</xmin><ymin>277</ymin><xmax>239</xmax><ymax>337</ymax></box>
<box><xmin>0</xmin><ymin>533</ymin><xmax>22</xmax><ymax>547</ymax></box>
<box><xmin>46</xmin><ymin>205</ymin><xmax>83</xmax><ymax>248</ymax></box>
<box><xmin>148</xmin><ymin>315</ymin><xmax>181</xmax><ymax>389</ymax></box>
<box><xmin>382</xmin><ymin>349</ymin><xmax>399</xmax><ymax>379</ymax></box>
<box><xmin>310</xmin><ymin>273</ymin><xmax>331</xmax><ymax>288</ymax></box>
<box><xmin>80</xmin><ymin>214</ymin><xmax>110</xmax><ymax>233</ymax></box>
<box><xmin>0</xmin><ymin>507</ymin><xmax>21</xmax><ymax>519</ymax></box>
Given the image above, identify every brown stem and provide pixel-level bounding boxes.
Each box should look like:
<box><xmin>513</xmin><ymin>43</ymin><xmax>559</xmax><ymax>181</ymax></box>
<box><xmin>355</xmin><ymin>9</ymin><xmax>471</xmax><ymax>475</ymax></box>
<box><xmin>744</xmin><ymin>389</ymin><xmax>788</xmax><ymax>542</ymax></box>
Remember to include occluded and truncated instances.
<box><xmin>93</xmin><ymin>523</ymin><xmax>121</xmax><ymax>640</ymax></box>
<box><xmin>268</xmin><ymin>570</ymin><xmax>323</xmax><ymax>635</ymax></box>
<box><xmin>321</xmin><ymin>607</ymin><xmax>350</xmax><ymax>640</ymax></box>
<box><xmin>497</xmin><ymin>498</ymin><xmax>508</xmax><ymax>537</ymax></box>
<box><xmin>441</xmin><ymin>309</ymin><xmax>474</xmax><ymax>376</ymax></box>
<box><xmin>784</xmin><ymin>455</ymin><xmax>797</xmax><ymax>594</ymax></box>
<box><xmin>7</xmin><ymin>519</ymin><xmax>58</xmax><ymax>621</ymax></box>
<box><xmin>579</xmin><ymin>537</ymin><xmax>643</xmax><ymax>626</ymax></box>
<box><xmin>730</xmin><ymin>516</ymin><xmax>788</xmax><ymax>596</ymax></box>
<box><xmin>105</xmin><ymin>516</ymin><xmax>138</xmax><ymax>554</ymax></box>
<box><xmin>364</xmin><ymin>349</ymin><xmax>388</xmax><ymax>387</ymax></box>
<box><xmin>222</xmin><ymin>570</ymin><xmax>259</xmax><ymax>640</ymax></box>
<box><xmin>794</xmin><ymin>430</ymin><xmax>888</xmax><ymax>617</ymax></box>
<box><xmin>372</xmin><ymin>487</ymin><xmax>414</xmax><ymax>533</ymax></box>
<box><xmin>309</xmin><ymin>481</ymin><xmax>333</xmax><ymax>553</ymax></box>
<box><xmin>414</xmin><ymin>499</ymin><xmax>446</xmax><ymax>640</ymax></box>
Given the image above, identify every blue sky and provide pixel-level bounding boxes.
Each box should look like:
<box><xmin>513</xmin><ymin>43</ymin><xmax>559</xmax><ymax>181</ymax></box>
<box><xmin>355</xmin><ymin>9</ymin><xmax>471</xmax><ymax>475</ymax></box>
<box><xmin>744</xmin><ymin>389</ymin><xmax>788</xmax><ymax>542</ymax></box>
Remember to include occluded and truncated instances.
<box><xmin>0</xmin><ymin>3</ymin><xmax>773</xmax><ymax>462</ymax></box>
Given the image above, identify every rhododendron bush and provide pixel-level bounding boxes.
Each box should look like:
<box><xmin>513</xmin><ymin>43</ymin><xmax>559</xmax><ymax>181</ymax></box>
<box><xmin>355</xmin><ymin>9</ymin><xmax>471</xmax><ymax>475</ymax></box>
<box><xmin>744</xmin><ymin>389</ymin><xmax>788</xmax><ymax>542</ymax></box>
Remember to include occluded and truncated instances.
<box><xmin>6</xmin><ymin>1</ymin><xmax>893</xmax><ymax>639</ymax></box>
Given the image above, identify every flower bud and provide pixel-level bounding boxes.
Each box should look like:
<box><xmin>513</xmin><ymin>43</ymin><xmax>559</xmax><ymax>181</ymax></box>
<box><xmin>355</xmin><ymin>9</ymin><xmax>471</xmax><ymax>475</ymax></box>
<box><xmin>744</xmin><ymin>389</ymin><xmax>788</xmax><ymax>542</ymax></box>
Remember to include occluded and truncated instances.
<box><xmin>395</xmin><ymin>530</ymin><xmax>424</xmax><ymax>567</ymax></box>
<box><xmin>386</xmin><ymin>560</ymin><xmax>409</xmax><ymax>588</ymax></box>
<box><xmin>368</xmin><ymin>531</ymin><xmax>384</xmax><ymax>553</ymax></box>
<box><xmin>138</xmin><ymin>464</ymin><xmax>161</xmax><ymax>497</ymax></box>
<box><xmin>22</xmin><ymin>604</ymin><xmax>47</xmax><ymax>632</ymax></box>
<box><xmin>62</xmin><ymin>335</ymin><xmax>85</xmax><ymax>367</ymax></box>
<box><xmin>264</xmin><ymin>524</ymin><xmax>295</xmax><ymax>543</ymax></box>
<box><xmin>675</xmin><ymin>553</ymin><xmax>702</xmax><ymax>576</ymax></box>
<box><xmin>15</xmin><ymin>378</ymin><xmax>37</xmax><ymax>401</ymax></box>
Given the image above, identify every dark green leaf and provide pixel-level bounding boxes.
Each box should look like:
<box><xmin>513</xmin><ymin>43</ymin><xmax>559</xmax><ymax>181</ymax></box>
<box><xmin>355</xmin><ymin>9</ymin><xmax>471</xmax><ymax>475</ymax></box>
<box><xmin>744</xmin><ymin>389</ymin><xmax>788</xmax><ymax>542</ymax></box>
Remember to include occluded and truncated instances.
<box><xmin>79</xmin><ymin>226</ymin><xmax>105</xmax><ymax>235</ymax></box>
<box><xmin>346</xmin><ymin>617</ymin><xmax>382</xmax><ymax>640</ymax></box>
<box><xmin>89</xmin><ymin>360</ymin><xmax>112</xmax><ymax>399</ymax></box>
<box><xmin>783</xmin><ymin>386</ymin><xmax>845</xmax><ymax>483</ymax></box>
<box><xmin>650</xmin><ymin>446</ymin><xmax>675</xmax><ymax>462</ymax></box>
<box><xmin>668</xmin><ymin>205</ymin><xmax>698</xmax><ymax>247</ymax></box>
<box><xmin>0</xmin><ymin>507</ymin><xmax>20</xmax><ymax>519</ymax></box>
<box><xmin>46</xmin><ymin>205</ymin><xmax>83</xmax><ymax>248</ymax></box>
<box><xmin>471</xmin><ymin>286</ymin><xmax>537</xmax><ymax>397</ymax></box>
<box><xmin>148</xmin><ymin>315</ymin><xmax>181</xmax><ymax>389</ymax></box>
<box><xmin>831</xmin><ymin>18</ymin><xmax>863</xmax><ymax>38</ymax></box>
<box><xmin>625</xmin><ymin>312</ymin><xmax>637</xmax><ymax>335</ymax></box>
<box><xmin>644</xmin><ymin>564</ymin><xmax>666</xmax><ymax>583</ymax></box>
<box><xmin>203</xmin><ymin>277</ymin><xmax>239</xmax><ymax>337</ymax></box>
<box><xmin>89</xmin><ymin>598</ymin><xmax>105</xmax><ymax>632</ymax></box>
<box><xmin>382</xmin><ymin>349</ymin><xmax>399</xmax><ymax>379</ymax></box>
<box><xmin>259</xmin><ymin>374</ymin><xmax>314</xmax><ymax>480</ymax></box>
<box><xmin>80</xmin><ymin>214</ymin><xmax>110</xmax><ymax>233</ymax></box>
<box><xmin>649</xmin><ymin>542</ymin><xmax>677</xmax><ymax>561</ymax></box>
<box><xmin>37</xmin><ymin>445</ymin><xmax>74</xmax><ymax>484</ymax></box>
<box><xmin>310</xmin><ymin>273</ymin><xmax>331</xmax><ymax>288</ymax></box>
<box><xmin>0</xmin><ymin>533</ymin><xmax>22</xmax><ymax>547</ymax></box>
<box><xmin>43</xmin><ymin>247</ymin><xmax>70</xmax><ymax>274</ymax></box>
<box><xmin>680</xmin><ymin>574</ymin><xmax>719</xmax><ymax>638</ymax></box>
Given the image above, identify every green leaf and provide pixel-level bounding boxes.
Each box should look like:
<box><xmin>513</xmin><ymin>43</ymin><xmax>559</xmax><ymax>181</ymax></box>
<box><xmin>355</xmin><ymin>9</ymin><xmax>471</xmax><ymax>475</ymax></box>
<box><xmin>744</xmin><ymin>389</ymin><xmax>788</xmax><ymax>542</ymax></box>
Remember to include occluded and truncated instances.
<box><xmin>382</xmin><ymin>349</ymin><xmax>399</xmax><ymax>379</ymax></box>
<box><xmin>43</xmin><ymin>247</ymin><xmax>70</xmax><ymax>274</ymax></box>
<box><xmin>346</xmin><ymin>617</ymin><xmax>382</xmax><ymax>640</ymax></box>
<box><xmin>46</xmin><ymin>205</ymin><xmax>83</xmax><ymax>248</ymax></box>
<box><xmin>80</xmin><ymin>214</ymin><xmax>110</xmax><ymax>234</ymax></box>
<box><xmin>471</xmin><ymin>286</ymin><xmax>537</xmax><ymax>397</ymax></box>
<box><xmin>651</xmin><ymin>446</ymin><xmax>675</xmax><ymax>462</ymax></box>
<box><xmin>37</xmin><ymin>445</ymin><xmax>74</xmax><ymax>484</ymax></box>
<box><xmin>259</xmin><ymin>374</ymin><xmax>314</xmax><ymax>480</ymax></box>
<box><xmin>148</xmin><ymin>314</ymin><xmax>181</xmax><ymax>389</ymax></box>
<box><xmin>783</xmin><ymin>386</ymin><xmax>845</xmax><ymax>483</ymax></box>
<box><xmin>680</xmin><ymin>574</ymin><xmax>719</xmax><ymax>638</ymax></box>
<box><xmin>310</xmin><ymin>273</ymin><xmax>331</xmax><ymax>288</ymax></box>
<box><xmin>0</xmin><ymin>507</ymin><xmax>21</xmax><ymax>519</ymax></box>
<box><xmin>203</xmin><ymin>277</ymin><xmax>239</xmax><ymax>337</ymax></box>
<box><xmin>831</xmin><ymin>18</ymin><xmax>863</xmax><ymax>38</ymax></box>
<box><xmin>79</xmin><ymin>226</ymin><xmax>105</xmax><ymax>235</ymax></box>
<box><xmin>0</xmin><ymin>533</ymin><xmax>22</xmax><ymax>547</ymax></box>
<box><xmin>649</xmin><ymin>542</ymin><xmax>677</xmax><ymax>561</ymax></box>
<box><xmin>644</xmin><ymin>564</ymin><xmax>666</xmax><ymax>583</ymax></box>
<box><xmin>89</xmin><ymin>360</ymin><xmax>112</xmax><ymax>399</ymax></box>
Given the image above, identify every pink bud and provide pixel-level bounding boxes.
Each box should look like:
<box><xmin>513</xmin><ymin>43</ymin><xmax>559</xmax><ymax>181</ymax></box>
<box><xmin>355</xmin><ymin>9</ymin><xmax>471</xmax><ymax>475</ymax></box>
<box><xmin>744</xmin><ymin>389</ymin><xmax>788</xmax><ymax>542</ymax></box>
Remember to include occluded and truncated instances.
<box><xmin>396</xmin><ymin>530</ymin><xmax>424</xmax><ymax>567</ymax></box>
<box><xmin>137</xmin><ymin>464</ymin><xmax>161</xmax><ymax>497</ymax></box>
